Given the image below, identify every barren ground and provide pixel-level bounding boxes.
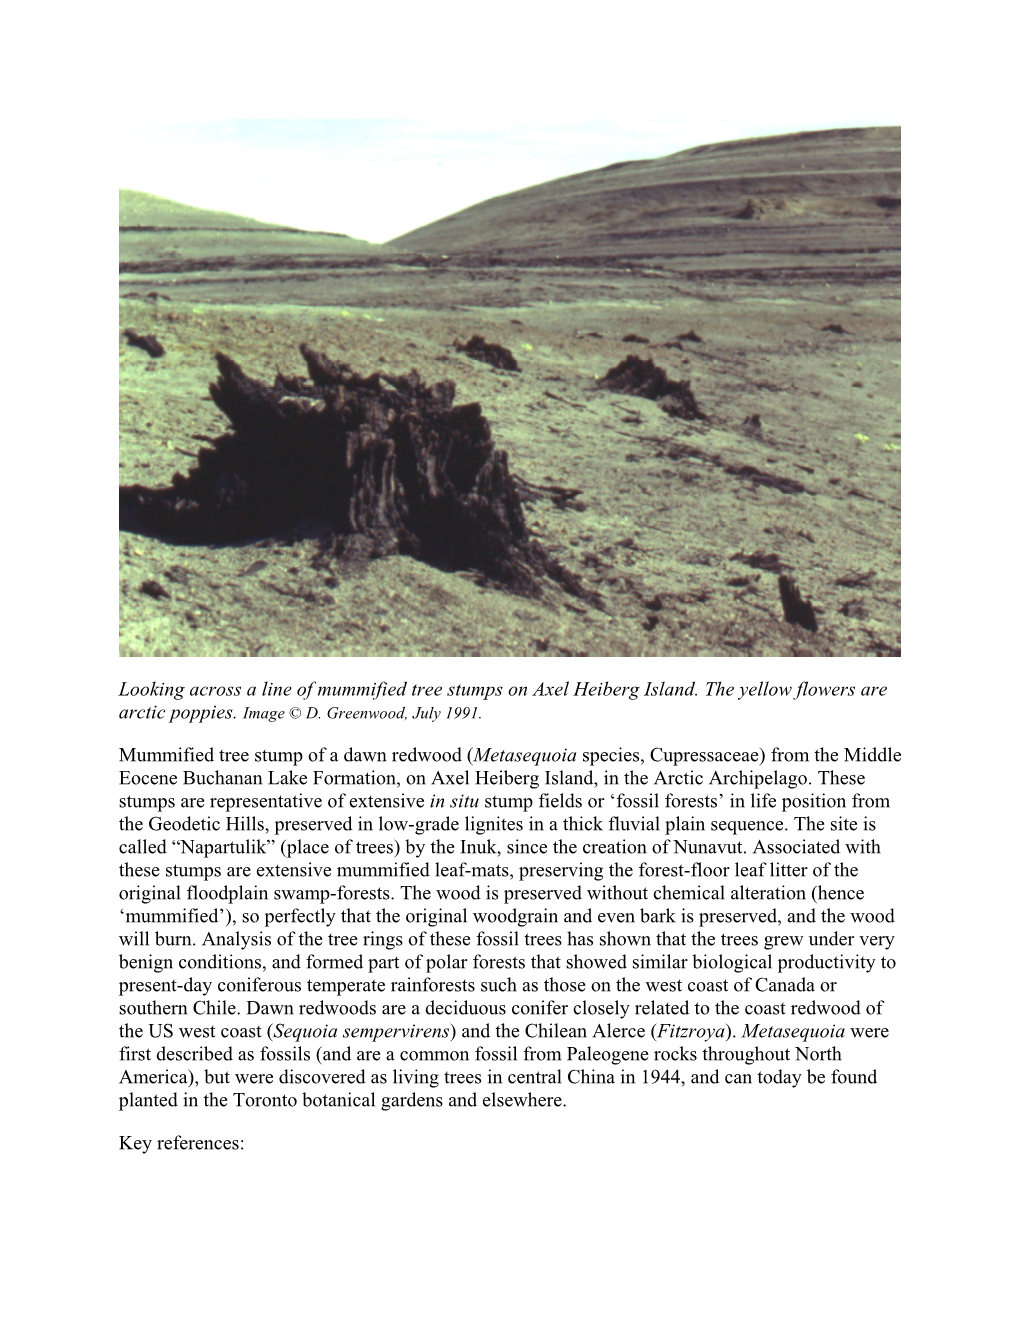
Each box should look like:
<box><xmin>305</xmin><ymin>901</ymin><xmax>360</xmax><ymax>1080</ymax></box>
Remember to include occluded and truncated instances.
<box><xmin>119</xmin><ymin>264</ymin><xmax>900</xmax><ymax>658</ymax></box>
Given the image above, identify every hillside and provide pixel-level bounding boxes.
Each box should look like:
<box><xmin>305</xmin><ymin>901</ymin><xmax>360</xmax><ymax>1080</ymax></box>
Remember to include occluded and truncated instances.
<box><xmin>119</xmin><ymin>189</ymin><xmax>300</xmax><ymax>231</ymax></box>
<box><xmin>119</xmin><ymin>189</ymin><xmax>382</xmax><ymax>284</ymax></box>
<box><xmin>389</xmin><ymin>127</ymin><xmax>900</xmax><ymax>270</ymax></box>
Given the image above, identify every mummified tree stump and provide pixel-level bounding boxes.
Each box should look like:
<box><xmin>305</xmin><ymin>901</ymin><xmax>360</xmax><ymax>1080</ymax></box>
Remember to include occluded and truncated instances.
<box><xmin>597</xmin><ymin>355</ymin><xmax>707</xmax><ymax>421</ymax></box>
<box><xmin>119</xmin><ymin>344</ymin><xmax>594</xmax><ymax>601</ymax></box>
<box><xmin>778</xmin><ymin>575</ymin><xmax>818</xmax><ymax>631</ymax></box>
<box><xmin>453</xmin><ymin>336</ymin><xmax>520</xmax><ymax>371</ymax></box>
<box><xmin>124</xmin><ymin>329</ymin><xmax>165</xmax><ymax>358</ymax></box>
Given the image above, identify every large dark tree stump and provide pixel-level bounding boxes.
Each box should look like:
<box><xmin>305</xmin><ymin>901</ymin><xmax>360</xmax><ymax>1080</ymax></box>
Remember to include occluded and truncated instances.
<box><xmin>120</xmin><ymin>344</ymin><xmax>594</xmax><ymax>601</ymax></box>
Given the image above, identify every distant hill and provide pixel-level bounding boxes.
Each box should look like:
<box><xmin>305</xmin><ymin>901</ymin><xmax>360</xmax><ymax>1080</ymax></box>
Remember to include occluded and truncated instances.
<box><xmin>387</xmin><ymin>127</ymin><xmax>900</xmax><ymax>268</ymax></box>
<box><xmin>119</xmin><ymin>190</ymin><xmax>381</xmax><ymax>289</ymax></box>
<box><xmin>119</xmin><ymin>189</ymin><xmax>305</xmax><ymax>231</ymax></box>
<box><xmin>119</xmin><ymin>189</ymin><xmax>377</xmax><ymax>247</ymax></box>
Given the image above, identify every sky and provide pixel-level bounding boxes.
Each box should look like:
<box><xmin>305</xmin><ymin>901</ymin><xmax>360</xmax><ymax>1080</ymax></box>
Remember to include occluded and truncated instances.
<box><xmin>120</xmin><ymin>118</ymin><xmax>897</xmax><ymax>245</ymax></box>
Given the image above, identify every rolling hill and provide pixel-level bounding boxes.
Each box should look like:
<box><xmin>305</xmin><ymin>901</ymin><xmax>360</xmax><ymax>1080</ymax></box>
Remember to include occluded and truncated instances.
<box><xmin>388</xmin><ymin>127</ymin><xmax>900</xmax><ymax>270</ymax></box>
<box><xmin>119</xmin><ymin>189</ymin><xmax>380</xmax><ymax>277</ymax></box>
<box><xmin>119</xmin><ymin>189</ymin><xmax>299</xmax><ymax>231</ymax></box>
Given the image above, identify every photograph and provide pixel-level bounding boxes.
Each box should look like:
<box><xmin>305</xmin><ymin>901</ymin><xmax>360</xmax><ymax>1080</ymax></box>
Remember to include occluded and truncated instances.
<box><xmin>119</xmin><ymin>120</ymin><xmax>901</xmax><ymax>659</ymax></box>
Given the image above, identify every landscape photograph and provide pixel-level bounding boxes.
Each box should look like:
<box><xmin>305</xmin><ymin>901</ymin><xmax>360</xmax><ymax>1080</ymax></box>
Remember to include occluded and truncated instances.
<box><xmin>119</xmin><ymin>121</ymin><xmax>901</xmax><ymax>658</ymax></box>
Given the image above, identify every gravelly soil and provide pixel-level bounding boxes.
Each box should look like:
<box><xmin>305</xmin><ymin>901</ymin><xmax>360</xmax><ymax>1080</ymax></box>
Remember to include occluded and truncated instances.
<box><xmin>119</xmin><ymin>266</ymin><xmax>899</xmax><ymax>658</ymax></box>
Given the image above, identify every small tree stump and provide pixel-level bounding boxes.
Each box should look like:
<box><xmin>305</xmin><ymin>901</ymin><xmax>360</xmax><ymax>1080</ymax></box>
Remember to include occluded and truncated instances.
<box><xmin>120</xmin><ymin>344</ymin><xmax>595</xmax><ymax>602</ymax></box>
<box><xmin>597</xmin><ymin>355</ymin><xmax>706</xmax><ymax>420</ymax></box>
<box><xmin>778</xmin><ymin>575</ymin><xmax>818</xmax><ymax>631</ymax></box>
<box><xmin>453</xmin><ymin>336</ymin><xmax>520</xmax><ymax>371</ymax></box>
<box><xmin>124</xmin><ymin>329</ymin><xmax>165</xmax><ymax>358</ymax></box>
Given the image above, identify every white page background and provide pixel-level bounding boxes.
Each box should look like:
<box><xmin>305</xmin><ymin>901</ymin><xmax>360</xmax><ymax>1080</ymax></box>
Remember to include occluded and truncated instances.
<box><xmin>6</xmin><ymin>8</ymin><xmax>1013</xmax><ymax>1318</ymax></box>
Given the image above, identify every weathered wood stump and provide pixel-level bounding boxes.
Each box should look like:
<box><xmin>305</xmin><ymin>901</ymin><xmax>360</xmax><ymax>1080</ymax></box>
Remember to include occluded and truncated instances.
<box><xmin>453</xmin><ymin>336</ymin><xmax>520</xmax><ymax>371</ymax></box>
<box><xmin>778</xmin><ymin>575</ymin><xmax>818</xmax><ymax>631</ymax></box>
<box><xmin>124</xmin><ymin>329</ymin><xmax>165</xmax><ymax>358</ymax></box>
<box><xmin>120</xmin><ymin>344</ymin><xmax>594</xmax><ymax>601</ymax></box>
<box><xmin>597</xmin><ymin>355</ymin><xmax>706</xmax><ymax>420</ymax></box>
